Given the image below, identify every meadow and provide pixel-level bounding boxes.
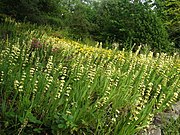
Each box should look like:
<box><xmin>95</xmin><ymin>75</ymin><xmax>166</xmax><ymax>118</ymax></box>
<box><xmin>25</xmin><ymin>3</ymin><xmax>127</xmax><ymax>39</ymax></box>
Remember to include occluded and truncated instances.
<box><xmin>0</xmin><ymin>18</ymin><xmax>179</xmax><ymax>135</ymax></box>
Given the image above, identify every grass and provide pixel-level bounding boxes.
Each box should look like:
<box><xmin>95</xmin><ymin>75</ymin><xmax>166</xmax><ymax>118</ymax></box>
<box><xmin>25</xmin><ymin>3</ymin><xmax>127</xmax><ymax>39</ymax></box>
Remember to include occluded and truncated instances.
<box><xmin>0</xmin><ymin>17</ymin><xmax>179</xmax><ymax>135</ymax></box>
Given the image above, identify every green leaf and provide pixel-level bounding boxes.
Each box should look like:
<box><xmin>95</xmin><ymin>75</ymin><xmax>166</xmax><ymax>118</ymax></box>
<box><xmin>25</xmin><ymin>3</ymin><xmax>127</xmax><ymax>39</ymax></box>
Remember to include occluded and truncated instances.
<box><xmin>33</xmin><ymin>128</ymin><xmax>42</xmax><ymax>133</ymax></box>
<box><xmin>27</xmin><ymin>112</ymin><xmax>42</xmax><ymax>124</ymax></box>
<box><xmin>58</xmin><ymin>124</ymin><xmax>66</xmax><ymax>129</ymax></box>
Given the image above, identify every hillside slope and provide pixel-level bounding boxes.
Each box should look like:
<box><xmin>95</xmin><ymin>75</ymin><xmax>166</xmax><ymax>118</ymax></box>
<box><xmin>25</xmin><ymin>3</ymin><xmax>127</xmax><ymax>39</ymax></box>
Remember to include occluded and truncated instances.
<box><xmin>0</xmin><ymin>18</ymin><xmax>179</xmax><ymax>135</ymax></box>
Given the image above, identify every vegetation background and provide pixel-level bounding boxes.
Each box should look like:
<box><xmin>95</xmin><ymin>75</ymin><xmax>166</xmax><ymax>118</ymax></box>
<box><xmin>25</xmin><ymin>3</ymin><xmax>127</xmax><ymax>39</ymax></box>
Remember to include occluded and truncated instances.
<box><xmin>0</xmin><ymin>0</ymin><xmax>179</xmax><ymax>52</ymax></box>
<box><xmin>0</xmin><ymin>0</ymin><xmax>179</xmax><ymax>135</ymax></box>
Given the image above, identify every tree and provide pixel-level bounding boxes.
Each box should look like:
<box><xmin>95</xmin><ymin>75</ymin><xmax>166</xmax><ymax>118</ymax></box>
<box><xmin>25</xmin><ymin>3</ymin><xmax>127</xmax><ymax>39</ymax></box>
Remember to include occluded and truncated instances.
<box><xmin>0</xmin><ymin>0</ymin><xmax>59</xmax><ymax>24</ymax></box>
<box><xmin>90</xmin><ymin>0</ymin><xmax>171</xmax><ymax>52</ymax></box>
<box><xmin>0</xmin><ymin>0</ymin><xmax>175</xmax><ymax>52</ymax></box>
<box><xmin>154</xmin><ymin>0</ymin><xmax>180</xmax><ymax>48</ymax></box>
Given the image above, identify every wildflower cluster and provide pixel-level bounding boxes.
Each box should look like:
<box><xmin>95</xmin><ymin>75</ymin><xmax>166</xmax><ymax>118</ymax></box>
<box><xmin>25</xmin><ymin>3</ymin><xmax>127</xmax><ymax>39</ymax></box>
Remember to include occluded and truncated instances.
<box><xmin>0</xmin><ymin>71</ymin><xmax>4</xmax><ymax>85</ymax></box>
<box><xmin>0</xmin><ymin>27</ymin><xmax>179</xmax><ymax>135</ymax></box>
<box><xmin>45</xmin><ymin>76</ymin><xmax>53</xmax><ymax>92</ymax></box>
<box><xmin>153</xmin><ymin>84</ymin><xmax>161</xmax><ymax>99</ymax></box>
<box><xmin>45</xmin><ymin>56</ymin><xmax>54</xmax><ymax>74</ymax></box>
<box><xmin>144</xmin><ymin>82</ymin><xmax>153</xmax><ymax>104</ymax></box>
<box><xmin>9</xmin><ymin>46</ymin><xmax>20</xmax><ymax>66</ymax></box>
<box><xmin>129</xmin><ymin>95</ymin><xmax>143</xmax><ymax>122</ymax></box>
<box><xmin>65</xmin><ymin>85</ymin><xmax>72</xmax><ymax>102</ymax></box>
<box><xmin>55</xmin><ymin>66</ymin><xmax>67</xmax><ymax>99</ymax></box>
<box><xmin>14</xmin><ymin>71</ymin><xmax>27</xmax><ymax>92</ymax></box>
<box><xmin>87</xmin><ymin>64</ymin><xmax>96</xmax><ymax>88</ymax></box>
<box><xmin>76</xmin><ymin>64</ymin><xmax>84</xmax><ymax>81</ymax></box>
<box><xmin>29</xmin><ymin>68</ymin><xmax>36</xmax><ymax>81</ymax></box>
<box><xmin>156</xmin><ymin>93</ymin><xmax>166</xmax><ymax>110</ymax></box>
<box><xmin>33</xmin><ymin>80</ymin><xmax>38</xmax><ymax>94</ymax></box>
<box><xmin>14</xmin><ymin>80</ymin><xmax>20</xmax><ymax>91</ymax></box>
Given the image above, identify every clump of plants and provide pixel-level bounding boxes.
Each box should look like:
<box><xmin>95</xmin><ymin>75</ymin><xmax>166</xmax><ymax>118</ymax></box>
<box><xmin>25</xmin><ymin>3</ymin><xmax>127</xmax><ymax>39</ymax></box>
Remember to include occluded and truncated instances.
<box><xmin>0</xmin><ymin>21</ymin><xmax>179</xmax><ymax>135</ymax></box>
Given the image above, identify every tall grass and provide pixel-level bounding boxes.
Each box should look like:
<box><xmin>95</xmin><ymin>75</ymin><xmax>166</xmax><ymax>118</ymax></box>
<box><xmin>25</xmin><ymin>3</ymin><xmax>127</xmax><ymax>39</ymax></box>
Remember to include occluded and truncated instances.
<box><xmin>0</xmin><ymin>19</ymin><xmax>179</xmax><ymax>134</ymax></box>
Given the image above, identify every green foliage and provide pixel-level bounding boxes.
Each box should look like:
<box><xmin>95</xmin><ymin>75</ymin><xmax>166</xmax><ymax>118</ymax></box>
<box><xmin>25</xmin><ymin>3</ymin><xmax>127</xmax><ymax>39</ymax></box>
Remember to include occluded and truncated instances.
<box><xmin>154</xmin><ymin>0</ymin><xmax>180</xmax><ymax>48</ymax></box>
<box><xmin>0</xmin><ymin>19</ymin><xmax>179</xmax><ymax>134</ymax></box>
<box><xmin>91</xmin><ymin>0</ymin><xmax>171</xmax><ymax>52</ymax></box>
<box><xmin>161</xmin><ymin>117</ymin><xmax>180</xmax><ymax>135</ymax></box>
<box><xmin>89</xmin><ymin>0</ymin><xmax>175</xmax><ymax>52</ymax></box>
<box><xmin>0</xmin><ymin>0</ymin><xmax>178</xmax><ymax>52</ymax></box>
<box><xmin>67</xmin><ymin>3</ymin><xmax>91</xmax><ymax>40</ymax></box>
<box><xmin>0</xmin><ymin>0</ymin><xmax>60</xmax><ymax>25</ymax></box>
